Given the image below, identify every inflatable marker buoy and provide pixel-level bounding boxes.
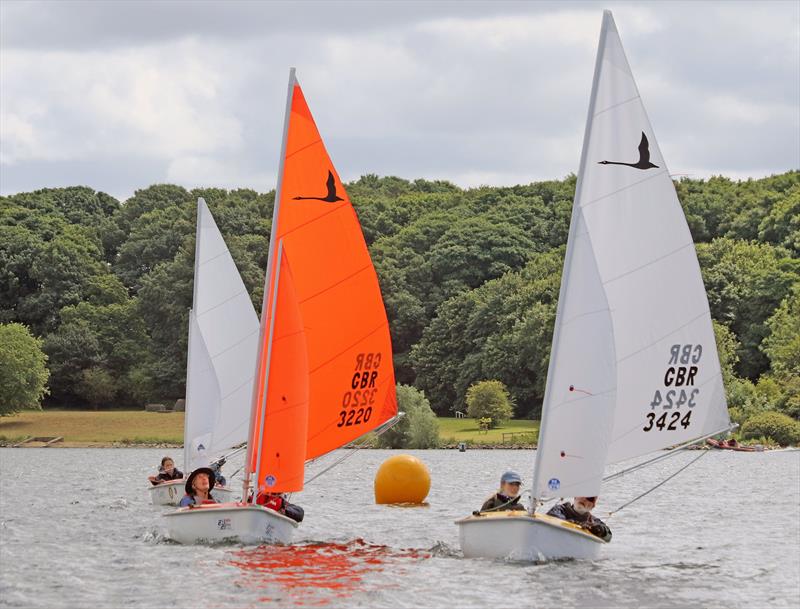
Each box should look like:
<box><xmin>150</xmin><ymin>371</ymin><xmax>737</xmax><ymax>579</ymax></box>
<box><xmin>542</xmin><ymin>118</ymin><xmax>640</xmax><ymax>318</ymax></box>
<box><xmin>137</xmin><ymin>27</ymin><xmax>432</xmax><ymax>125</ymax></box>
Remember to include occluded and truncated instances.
<box><xmin>374</xmin><ymin>454</ymin><xmax>430</xmax><ymax>504</ymax></box>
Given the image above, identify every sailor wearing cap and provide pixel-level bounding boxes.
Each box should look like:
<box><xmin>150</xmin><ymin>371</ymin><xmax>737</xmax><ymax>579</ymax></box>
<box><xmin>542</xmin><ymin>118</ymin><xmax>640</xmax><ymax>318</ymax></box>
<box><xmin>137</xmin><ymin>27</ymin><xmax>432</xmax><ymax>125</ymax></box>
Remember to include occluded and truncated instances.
<box><xmin>479</xmin><ymin>470</ymin><xmax>527</xmax><ymax>513</ymax></box>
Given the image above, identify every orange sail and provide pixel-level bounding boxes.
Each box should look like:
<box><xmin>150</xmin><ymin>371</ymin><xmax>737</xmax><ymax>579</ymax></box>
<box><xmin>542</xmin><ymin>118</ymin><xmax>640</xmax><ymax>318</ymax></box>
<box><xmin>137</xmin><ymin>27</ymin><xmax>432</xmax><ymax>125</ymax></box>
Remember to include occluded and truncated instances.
<box><xmin>245</xmin><ymin>69</ymin><xmax>397</xmax><ymax>496</ymax></box>
<box><xmin>247</xmin><ymin>245</ymin><xmax>309</xmax><ymax>493</ymax></box>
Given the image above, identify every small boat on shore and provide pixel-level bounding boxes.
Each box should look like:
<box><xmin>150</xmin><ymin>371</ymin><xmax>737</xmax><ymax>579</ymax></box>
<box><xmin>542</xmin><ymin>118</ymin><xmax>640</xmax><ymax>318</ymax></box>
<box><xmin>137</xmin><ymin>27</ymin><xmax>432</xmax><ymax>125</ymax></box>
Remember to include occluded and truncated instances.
<box><xmin>164</xmin><ymin>68</ymin><xmax>398</xmax><ymax>544</ymax></box>
<box><xmin>706</xmin><ymin>438</ymin><xmax>764</xmax><ymax>452</ymax></box>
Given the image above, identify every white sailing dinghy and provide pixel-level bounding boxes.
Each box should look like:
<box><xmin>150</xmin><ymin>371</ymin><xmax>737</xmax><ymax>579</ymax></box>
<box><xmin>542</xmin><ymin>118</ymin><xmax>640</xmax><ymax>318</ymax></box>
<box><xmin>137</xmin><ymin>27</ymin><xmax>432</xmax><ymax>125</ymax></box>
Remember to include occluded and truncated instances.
<box><xmin>457</xmin><ymin>10</ymin><xmax>733</xmax><ymax>561</ymax></box>
<box><xmin>164</xmin><ymin>69</ymin><xmax>398</xmax><ymax>544</ymax></box>
<box><xmin>149</xmin><ymin>198</ymin><xmax>259</xmax><ymax>506</ymax></box>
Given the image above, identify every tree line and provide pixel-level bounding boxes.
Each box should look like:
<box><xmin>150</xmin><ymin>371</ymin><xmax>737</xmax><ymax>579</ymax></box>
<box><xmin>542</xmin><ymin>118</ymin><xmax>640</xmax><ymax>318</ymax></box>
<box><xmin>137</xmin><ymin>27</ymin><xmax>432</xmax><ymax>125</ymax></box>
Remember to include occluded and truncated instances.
<box><xmin>1</xmin><ymin>172</ymin><xmax>798</xmax><ymax>430</ymax></box>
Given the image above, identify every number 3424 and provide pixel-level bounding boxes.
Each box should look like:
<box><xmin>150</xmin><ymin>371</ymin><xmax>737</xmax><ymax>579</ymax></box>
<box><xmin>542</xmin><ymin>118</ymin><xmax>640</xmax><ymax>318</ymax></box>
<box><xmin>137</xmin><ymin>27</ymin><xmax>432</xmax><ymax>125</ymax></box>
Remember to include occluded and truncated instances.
<box><xmin>643</xmin><ymin>410</ymin><xmax>692</xmax><ymax>432</ymax></box>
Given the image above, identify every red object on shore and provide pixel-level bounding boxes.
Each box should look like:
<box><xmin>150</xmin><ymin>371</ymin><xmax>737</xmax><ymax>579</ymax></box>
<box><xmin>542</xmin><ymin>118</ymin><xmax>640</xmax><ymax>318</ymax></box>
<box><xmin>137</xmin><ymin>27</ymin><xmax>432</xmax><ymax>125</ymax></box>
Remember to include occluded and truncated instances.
<box><xmin>706</xmin><ymin>438</ymin><xmax>762</xmax><ymax>452</ymax></box>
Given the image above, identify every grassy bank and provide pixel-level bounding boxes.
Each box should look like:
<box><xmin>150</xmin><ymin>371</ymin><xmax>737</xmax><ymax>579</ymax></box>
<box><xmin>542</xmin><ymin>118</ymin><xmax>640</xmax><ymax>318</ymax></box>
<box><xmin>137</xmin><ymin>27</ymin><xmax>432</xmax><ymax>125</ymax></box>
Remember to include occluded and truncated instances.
<box><xmin>437</xmin><ymin>417</ymin><xmax>539</xmax><ymax>446</ymax></box>
<box><xmin>0</xmin><ymin>410</ymin><xmax>184</xmax><ymax>445</ymax></box>
<box><xmin>0</xmin><ymin>410</ymin><xmax>540</xmax><ymax>448</ymax></box>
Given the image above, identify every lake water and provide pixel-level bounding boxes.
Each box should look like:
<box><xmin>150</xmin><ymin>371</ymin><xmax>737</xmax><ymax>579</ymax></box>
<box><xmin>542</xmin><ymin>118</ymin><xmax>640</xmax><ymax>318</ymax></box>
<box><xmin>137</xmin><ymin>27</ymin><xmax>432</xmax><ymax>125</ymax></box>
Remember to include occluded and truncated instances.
<box><xmin>1</xmin><ymin>448</ymin><xmax>798</xmax><ymax>608</ymax></box>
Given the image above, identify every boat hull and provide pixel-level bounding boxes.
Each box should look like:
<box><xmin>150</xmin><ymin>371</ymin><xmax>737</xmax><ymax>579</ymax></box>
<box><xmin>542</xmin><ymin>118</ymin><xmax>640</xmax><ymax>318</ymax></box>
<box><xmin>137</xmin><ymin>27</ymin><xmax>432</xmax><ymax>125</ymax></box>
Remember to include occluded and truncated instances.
<box><xmin>163</xmin><ymin>502</ymin><xmax>298</xmax><ymax>544</ymax></box>
<box><xmin>455</xmin><ymin>512</ymin><xmax>606</xmax><ymax>561</ymax></box>
<box><xmin>148</xmin><ymin>481</ymin><xmax>234</xmax><ymax>506</ymax></box>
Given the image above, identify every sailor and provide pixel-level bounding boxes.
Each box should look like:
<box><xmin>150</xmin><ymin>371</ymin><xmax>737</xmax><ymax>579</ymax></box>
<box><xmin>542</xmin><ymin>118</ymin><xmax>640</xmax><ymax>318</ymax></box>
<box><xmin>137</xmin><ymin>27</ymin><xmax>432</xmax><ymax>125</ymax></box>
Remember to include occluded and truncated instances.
<box><xmin>480</xmin><ymin>470</ymin><xmax>527</xmax><ymax>512</ymax></box>
<box><xmin>147</xmin><ymin>456</ymin><xmax>183</xmax><ymax>486</ymax></box>
<box><xmin>253</xmin><ymin>491</ymin><xmax>305</xmax><ymax>523</ymax></box>
<box><xmin>547</xmin><ymin>496</ymin><xmax>612</xmax><ymax>542</ymax></box>
<box><xmin>178</xmin><ymin>467</ymin><xmax>218</xmax><ymax>507</ymax></box>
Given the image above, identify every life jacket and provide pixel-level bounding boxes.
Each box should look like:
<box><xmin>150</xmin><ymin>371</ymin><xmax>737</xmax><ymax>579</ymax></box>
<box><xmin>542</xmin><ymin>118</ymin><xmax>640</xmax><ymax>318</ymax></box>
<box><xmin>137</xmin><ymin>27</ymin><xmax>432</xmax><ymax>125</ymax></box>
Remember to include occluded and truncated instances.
<box><xmin>256</xmin><ymin>493</ymin><xmax>285</xmax><ymax>512</ymax></box>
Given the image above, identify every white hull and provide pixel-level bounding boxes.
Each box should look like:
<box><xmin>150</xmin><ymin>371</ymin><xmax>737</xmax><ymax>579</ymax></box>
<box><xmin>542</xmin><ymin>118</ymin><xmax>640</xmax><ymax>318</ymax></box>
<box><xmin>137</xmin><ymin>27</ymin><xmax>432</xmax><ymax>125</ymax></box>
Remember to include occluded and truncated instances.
<box><xmin>148</xmin><ymin>481</ymin><xmax>235</xmax><ymax>506</ymax></box>
<box><xmin>148</xmin><ymin>480</ymin><xmax>185</xmax><ymax>506</ymax></box>
<box><xmin>163</xmin><ymin>502</ymin><xmax>298</xmax><ymax>545</ymax></box>
<box><xmin>456</xmin><ymin>512</ymin><xmax>605</xmax><ymax>561</ymax></box>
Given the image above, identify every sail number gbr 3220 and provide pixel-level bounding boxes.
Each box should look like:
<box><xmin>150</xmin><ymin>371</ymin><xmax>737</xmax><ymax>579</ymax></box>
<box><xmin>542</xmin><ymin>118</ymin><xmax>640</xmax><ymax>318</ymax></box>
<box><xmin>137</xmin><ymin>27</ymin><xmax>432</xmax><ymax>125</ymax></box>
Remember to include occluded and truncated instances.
<box><xmin>643</xmin><ymin>344</ymin><xmax>702</xmax><ymax>433</ymax></box>
<box><xmin>337</xmin><ymin>352</ymin><xmax>382</xmax><ymax>428</ymax></box>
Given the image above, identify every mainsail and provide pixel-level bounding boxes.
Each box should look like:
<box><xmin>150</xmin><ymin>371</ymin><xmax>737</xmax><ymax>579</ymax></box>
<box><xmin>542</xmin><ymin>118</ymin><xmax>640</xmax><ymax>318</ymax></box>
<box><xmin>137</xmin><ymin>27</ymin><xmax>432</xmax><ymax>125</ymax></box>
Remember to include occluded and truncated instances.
<box><xmin>531</xmin><ymin>11</ymin><xmax>731</xmax><ymax>500</ymax></box>
<box><xmin>246</xmin><ymin>70</ymin><xmax>398</xmax><ymax>496</ymax></box>
<box><xmin>184</xmin><ymin>198</ymin><xmax>260</xmax><ymax>472</ymax></box>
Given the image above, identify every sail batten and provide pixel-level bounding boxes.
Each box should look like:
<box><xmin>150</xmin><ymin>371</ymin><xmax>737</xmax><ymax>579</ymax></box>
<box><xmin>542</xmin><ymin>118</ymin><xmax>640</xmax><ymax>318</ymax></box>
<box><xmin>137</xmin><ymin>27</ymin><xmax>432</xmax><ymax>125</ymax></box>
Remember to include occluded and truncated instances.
<box><xmin>532</xmin><ymin>10</ymin><xmax>730</xmax><ymax>500</ymax></box>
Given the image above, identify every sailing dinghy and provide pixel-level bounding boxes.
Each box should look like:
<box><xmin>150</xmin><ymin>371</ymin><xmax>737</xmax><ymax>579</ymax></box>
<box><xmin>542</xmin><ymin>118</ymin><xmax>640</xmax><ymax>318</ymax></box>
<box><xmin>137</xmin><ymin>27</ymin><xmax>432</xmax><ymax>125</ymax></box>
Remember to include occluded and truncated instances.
<box><xmin>457</xmin><ymin>10</ymin><xmax>733</xmax><ymax>561</ymax></box>
<box><xmin>149</xmin><ymin>198</ymin><xmax>260</xmax><ymax>506</ymax></box>
<box><xmin>164</xmin><ymin>69</ymin><xmax>398</xmax><ymax>544</ymax></box>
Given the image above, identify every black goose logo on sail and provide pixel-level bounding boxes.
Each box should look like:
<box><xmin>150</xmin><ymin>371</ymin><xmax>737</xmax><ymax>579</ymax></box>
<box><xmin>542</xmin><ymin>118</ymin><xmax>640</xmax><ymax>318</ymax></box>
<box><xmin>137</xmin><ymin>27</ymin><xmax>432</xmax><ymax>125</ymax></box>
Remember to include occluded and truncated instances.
<box><xmin>292</xmin><ymin>170</ymin><xmax>344</xmax><ymax>203</ymax></box>
<box><xmin>598</xmin><ymin>132</ymin><xmax>659</xmax><ymax>170</ymax></box>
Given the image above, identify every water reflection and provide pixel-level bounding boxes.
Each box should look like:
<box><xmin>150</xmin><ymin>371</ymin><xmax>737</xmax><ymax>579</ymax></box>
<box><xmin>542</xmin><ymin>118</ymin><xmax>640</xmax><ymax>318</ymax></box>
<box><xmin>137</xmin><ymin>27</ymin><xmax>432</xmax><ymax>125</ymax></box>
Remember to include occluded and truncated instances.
<box><xmin>228</xmin><ymin>539</ymin><xmax>428</xmax><ymax>606</ymax></box>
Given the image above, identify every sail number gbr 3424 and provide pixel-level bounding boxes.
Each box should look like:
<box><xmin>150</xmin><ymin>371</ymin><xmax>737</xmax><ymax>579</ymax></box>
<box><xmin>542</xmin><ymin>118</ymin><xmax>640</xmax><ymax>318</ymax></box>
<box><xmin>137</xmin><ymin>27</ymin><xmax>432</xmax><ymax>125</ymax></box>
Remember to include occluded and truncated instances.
<box><xmin>643</xmin><ymin>343</ymin><xmax>702</xmax><ymax>433</ymax></box>
<box><xmin>337</xmin><ymin>352</ymin><xmax>382</xmax><ymax>428</ymax></box>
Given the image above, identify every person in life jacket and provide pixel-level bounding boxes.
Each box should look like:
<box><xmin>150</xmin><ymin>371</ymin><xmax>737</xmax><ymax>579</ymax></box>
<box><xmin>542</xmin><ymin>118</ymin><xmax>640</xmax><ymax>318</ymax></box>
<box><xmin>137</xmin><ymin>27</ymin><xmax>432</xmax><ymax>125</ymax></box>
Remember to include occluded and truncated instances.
<box><xmin>253</xmin><ymin>491</ymin><xmax>305</xmax><ymax>523</ymax></box>
<box><xmin>179</xmin><ymin>468</ymin><xmax>218</xmax><ymax>507</ymax></box>
<box><xmin>547</xmin><ymin>496</ymin><xmax>612</xmax><ymax>542</ymax></box>
<box><xmin>148</xmin><ymin>456</ymin><xmax>184</xmax><ymax>486</ymax></box>
<box><xmin>480</xmin><ymin>470</ymin><xmax>527</xmax><ymax>512</ymax></box>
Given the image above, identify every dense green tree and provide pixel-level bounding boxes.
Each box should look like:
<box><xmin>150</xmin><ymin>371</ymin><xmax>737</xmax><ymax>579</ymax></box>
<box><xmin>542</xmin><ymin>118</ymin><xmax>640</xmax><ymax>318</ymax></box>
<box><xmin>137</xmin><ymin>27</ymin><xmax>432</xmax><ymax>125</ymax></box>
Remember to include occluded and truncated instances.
<box><xmin>697</xmin><ymin>238</ymin><xmax>800</xmax><ymax>379</ymax></box>
<box><xmin>465</xmin><ymin>380</ymin><xmax>514</xmax><ymax>428</ymax></box>
<box><xmin>377</xmin><ymin>384</ymin><xmax>439</xmax><ymax>449</ymax></box>
<box><xmin>0</xmin><ymin>323</ymin><xmax>49</xmax><ymax>415</ymax></box>
<box><xmin>412</xmin><ymin>250</ymin><xmax>561</xmax><ymax>415</ymax></box>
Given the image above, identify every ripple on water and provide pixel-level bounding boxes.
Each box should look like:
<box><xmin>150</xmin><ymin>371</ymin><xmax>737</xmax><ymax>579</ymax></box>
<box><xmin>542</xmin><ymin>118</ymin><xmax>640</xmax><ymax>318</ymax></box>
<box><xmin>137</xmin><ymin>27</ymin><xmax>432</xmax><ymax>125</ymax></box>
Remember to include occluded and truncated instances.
<box><xmin>1</xmin><ymin>448</ymin><xmax>799</xmax><ymax>608</ymax></box>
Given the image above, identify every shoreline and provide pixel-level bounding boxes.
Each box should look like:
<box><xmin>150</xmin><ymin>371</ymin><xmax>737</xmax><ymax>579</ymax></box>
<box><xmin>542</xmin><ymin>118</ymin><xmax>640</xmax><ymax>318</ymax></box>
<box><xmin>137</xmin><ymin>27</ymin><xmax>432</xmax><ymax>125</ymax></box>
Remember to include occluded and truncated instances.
<box><xmin>0</xmin><ymin>441</ymin><xmax>538</xmax><ymax>449</ymax></box>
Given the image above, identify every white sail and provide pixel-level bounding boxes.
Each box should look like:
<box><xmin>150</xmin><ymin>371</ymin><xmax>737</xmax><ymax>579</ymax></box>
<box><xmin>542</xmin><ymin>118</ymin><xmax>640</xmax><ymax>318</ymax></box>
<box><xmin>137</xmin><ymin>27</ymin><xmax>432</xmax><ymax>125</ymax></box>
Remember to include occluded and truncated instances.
<box><xmin>184</xmin><ymin>198</ymin><xmax>260</xmax><ymax>472</ymax></box>
<box><xmin>532</xmin><ymin>11</ymin><xmax>730</xmax><ymax>500</ymax></box>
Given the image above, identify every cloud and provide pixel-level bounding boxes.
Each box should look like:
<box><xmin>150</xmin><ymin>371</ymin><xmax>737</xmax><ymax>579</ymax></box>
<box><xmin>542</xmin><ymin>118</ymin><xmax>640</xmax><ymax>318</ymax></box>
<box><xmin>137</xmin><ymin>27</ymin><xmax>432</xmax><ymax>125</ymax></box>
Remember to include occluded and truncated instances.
<box><xmin>1</xmin><ymin>1</ymin><xmax>798</xmax><ymax>200</ymax></box>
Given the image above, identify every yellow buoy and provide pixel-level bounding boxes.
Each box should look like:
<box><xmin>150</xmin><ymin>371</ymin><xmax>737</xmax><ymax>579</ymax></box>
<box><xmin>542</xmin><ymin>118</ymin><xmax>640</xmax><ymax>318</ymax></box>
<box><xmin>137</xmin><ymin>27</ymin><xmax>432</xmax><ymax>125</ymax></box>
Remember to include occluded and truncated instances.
<box><xmin>374</xmin><ymin>454</ymin><xmax>431</xmax><ymax>504</ymax></box>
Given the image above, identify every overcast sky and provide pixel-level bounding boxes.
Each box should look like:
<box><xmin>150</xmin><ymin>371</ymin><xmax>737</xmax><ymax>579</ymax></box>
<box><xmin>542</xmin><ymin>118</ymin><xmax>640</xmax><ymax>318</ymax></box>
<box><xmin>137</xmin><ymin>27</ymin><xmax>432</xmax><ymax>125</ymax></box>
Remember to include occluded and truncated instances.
<box><xmin>1</xmin><ymin>0</ymin><xmax>798</xmax><ymax>202</ymax></box>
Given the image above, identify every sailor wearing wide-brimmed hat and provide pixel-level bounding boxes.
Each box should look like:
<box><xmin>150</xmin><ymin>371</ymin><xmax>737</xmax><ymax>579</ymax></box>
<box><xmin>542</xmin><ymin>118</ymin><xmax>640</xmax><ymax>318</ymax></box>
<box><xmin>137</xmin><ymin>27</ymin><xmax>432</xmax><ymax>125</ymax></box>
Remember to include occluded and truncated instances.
<box><xmin>178</xmin><ymin>467</ymin><xmax>218</xmax><ymax>507</ymax></box>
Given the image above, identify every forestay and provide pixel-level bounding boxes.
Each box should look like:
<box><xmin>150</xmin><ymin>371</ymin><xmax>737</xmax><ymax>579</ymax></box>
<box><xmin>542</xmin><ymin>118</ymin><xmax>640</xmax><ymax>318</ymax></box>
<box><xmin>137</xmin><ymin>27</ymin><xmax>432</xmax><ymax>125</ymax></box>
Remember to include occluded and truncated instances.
<box><xmin>532</xmin><ymin>11</ymin><xmax>730</xmax><ymax>501</ymax></box>
<box><xmin>184</xmin><ymin>198</ymin><xmax>260</xmax><ymax>473</ymax></box>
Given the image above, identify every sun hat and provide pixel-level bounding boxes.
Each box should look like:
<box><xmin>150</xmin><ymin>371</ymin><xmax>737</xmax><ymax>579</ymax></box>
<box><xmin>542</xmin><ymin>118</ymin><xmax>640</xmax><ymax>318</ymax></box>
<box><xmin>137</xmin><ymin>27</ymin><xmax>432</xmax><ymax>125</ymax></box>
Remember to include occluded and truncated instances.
<box><xmin>185</xmin><ymin>467</ymin><xmax>216</xmax><ymax>496</ymax></box>
<box><xmin>500</xmin><ymin>470</ymin><xmax>522</xmax><ymax>484</ymax></box>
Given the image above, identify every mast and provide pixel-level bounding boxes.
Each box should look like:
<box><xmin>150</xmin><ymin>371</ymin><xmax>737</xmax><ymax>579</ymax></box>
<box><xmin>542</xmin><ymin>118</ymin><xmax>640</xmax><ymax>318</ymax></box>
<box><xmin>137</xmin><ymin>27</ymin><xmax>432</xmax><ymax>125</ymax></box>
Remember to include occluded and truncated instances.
<box><xmin>183</xmin><ymin>198</ymin><xmax>206</xmax><ymax>472</ymax></box>
<box><xmin>530</xmin><ymin>12</ymin><xmax>612</xmax><ymax>507</ymax></box>
<box><xmin>242</xmin><ymin>68</ymin><xmax>297</xmax><ymax>503</ymax></box>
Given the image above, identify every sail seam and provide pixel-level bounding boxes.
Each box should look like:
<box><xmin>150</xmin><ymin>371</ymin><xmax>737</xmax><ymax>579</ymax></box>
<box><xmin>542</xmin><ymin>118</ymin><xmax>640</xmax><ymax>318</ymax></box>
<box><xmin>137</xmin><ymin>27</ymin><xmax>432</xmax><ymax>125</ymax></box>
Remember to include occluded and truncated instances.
<box><xmin>601</xmin><ymin>241</ymin><xmax>695</xmax><ymax>286</ymax></box>
<box><xmin>197</xmin><ymin>288</ymin><xmax>249</xmax><ymax>317</ymax></box>
<box><xmin>198</xmin><ymin>248</ymin><xmax>232</xmax><ymax>268</ymax></box>
<box><xmin>299</xmin><ymin>264</ymin><xmax>372</xmax><ymax>305</ymax></box>
<box><xmin>593</xmin><ymin>95</ymin><xmax>640</xmax><ymax>118</ymax></box>
<box><xmin>308</xmin><ymin>320</ymin><xmax>389</xmax><ymax>374</ymax></box>
<box><xmin>580</xmin><ymin>169</ymin><xmax>668</xmax><ymax>210</ymax></box>
<box><xmin>561</xmin><ymin>306</ymin><xmax>613</xmax><ymax>328</ymax></box>
<box><xmin>616</xmin><ymin>308</ymin><xmax>710</xmax><ymax>364</ymax></box>
<box><xmin>210</xmin><ymin>327</ymin><xmax>259</xmax><ymax>361</ymax></box>
<box><xmin>219</xmin><ymin>373</ymin><xmax>256</xmax><ymax>402</ymax></box>
<box><xmin>278</xmin><ymin>203</ymin><xmax>349</xmax><ymax>242</ymax></box>
<box><xmin>285</xmin><ymin>137</ymin><xmax>323</xmax><ymax>161</ymax></box>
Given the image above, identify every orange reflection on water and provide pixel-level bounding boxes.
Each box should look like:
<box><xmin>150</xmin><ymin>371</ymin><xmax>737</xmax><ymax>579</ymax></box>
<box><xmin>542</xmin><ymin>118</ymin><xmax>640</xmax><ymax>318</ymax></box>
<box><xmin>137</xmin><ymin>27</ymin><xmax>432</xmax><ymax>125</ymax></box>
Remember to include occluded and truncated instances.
<box><xmin>228</xmin><ymin>539</ymin><xmax>428</xmax><ymax>606</ymax></box>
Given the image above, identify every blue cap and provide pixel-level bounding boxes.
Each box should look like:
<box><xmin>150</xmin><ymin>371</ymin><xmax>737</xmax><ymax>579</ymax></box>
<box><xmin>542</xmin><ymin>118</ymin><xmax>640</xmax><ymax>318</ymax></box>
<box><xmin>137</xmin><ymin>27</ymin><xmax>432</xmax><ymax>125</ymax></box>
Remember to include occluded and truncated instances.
<box><xmin>501</xmin><ymin>470</ymin><xmax>522</xmax><ymax>484</ymax></box>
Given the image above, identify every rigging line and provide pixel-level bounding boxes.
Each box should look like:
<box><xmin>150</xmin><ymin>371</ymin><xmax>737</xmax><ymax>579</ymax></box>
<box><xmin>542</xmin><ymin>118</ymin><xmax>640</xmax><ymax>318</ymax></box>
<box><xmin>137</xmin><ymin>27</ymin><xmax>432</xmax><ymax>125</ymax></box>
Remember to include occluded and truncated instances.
<box><xmin>606</xmin><ymin>450</ymin><xmax>708</xmax><ymax>517</ymax></box>
<box><xmin>603</xmin><ymin>423</ymin><xmax>737</xmax><ymax>484</ymax></box>
<box><xmin>303</xmin><ymin>414</ymin><xmax>404</xmax><ymax>486</ymax></box>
